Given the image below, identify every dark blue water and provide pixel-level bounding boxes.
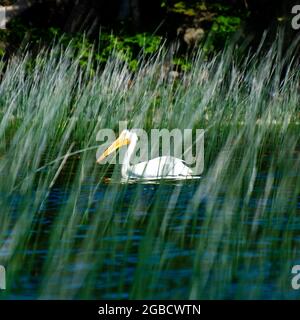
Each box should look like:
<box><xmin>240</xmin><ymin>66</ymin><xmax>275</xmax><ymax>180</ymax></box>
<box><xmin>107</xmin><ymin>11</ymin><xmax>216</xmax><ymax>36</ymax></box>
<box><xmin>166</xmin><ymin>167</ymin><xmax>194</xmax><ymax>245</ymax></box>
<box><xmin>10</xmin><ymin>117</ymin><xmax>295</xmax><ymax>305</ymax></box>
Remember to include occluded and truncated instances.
<box><xmin>1</xmin><ymin>165</ymin><xmax>300</xmax><ymax>300</ymax></box>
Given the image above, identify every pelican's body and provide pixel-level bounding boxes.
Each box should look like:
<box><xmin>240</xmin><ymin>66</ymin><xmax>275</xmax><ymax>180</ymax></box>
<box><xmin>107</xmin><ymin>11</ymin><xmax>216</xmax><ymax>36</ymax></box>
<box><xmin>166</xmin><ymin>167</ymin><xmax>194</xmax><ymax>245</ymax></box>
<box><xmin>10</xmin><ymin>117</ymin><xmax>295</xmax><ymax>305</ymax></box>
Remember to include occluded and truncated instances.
<box><xmin>122</xmin><ymin>155</ymin><xmax>193</xmax><ymax>180</ymax></box>
<box><xmin>97</xmin><ymin>130</ymin><xmax>195</xmax><ymax>180</ymax></box>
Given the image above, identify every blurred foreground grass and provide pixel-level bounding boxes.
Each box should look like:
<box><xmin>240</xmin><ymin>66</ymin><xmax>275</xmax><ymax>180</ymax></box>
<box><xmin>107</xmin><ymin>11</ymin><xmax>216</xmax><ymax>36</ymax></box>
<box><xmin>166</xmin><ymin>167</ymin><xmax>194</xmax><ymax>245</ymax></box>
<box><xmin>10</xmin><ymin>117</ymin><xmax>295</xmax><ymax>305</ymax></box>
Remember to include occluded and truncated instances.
<box><xmin>0</xmin><ymin>33</ymin><xmax>299</xmax><ymax>299</ymax></box>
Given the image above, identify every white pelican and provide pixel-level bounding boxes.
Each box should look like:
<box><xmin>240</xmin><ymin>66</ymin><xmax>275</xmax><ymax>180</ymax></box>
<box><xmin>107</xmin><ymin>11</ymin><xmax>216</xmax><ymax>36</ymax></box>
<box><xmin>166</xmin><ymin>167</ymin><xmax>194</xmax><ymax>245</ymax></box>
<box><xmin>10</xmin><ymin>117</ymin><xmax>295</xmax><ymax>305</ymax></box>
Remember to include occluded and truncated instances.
<box><xmin>97</xmin><ymin>130</ymin><xmax>195</xmax><ymax>180</ymax></box>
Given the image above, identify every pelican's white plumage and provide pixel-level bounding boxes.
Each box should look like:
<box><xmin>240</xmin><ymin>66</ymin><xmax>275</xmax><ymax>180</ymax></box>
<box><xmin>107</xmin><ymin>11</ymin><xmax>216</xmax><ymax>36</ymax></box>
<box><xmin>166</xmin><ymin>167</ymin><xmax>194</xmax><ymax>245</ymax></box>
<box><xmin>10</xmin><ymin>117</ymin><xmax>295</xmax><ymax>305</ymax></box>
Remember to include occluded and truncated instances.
<box><xmin>97</xmin><ymin>130</ymin><xmax>194</xmax><ymax>180</ymax></box>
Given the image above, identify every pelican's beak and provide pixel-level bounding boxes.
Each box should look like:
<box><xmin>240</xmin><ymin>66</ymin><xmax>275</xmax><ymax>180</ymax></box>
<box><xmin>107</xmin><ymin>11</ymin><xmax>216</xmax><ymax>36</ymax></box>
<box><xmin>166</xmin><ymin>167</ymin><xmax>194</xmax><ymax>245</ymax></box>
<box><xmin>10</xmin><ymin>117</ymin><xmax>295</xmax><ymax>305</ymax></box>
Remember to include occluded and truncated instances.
<box><xmin>96</xmin><ymin>136</ymin><xmax>130</xmax><ymax>163</ymax></box>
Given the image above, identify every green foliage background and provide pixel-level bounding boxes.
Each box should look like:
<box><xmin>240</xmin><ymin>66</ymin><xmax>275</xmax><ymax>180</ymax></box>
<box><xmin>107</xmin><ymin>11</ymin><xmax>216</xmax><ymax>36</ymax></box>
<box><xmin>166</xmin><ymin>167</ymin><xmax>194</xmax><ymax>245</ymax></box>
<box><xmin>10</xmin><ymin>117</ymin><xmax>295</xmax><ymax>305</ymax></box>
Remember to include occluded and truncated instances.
<box><xmin>0</xmin><ymin>1</ymin><xmax>255</xmax><ymax>62</ymax></box>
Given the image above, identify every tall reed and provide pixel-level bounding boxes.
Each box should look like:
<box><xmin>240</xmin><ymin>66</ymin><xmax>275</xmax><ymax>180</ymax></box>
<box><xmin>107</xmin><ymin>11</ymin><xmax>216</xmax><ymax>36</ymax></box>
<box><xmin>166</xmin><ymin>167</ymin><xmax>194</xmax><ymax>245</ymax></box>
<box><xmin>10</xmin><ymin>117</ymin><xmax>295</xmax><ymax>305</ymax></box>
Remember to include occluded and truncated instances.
<box><xmin>0</xmin><ymin>33</ymin><xmax>299</xmax><ymax>299</ymax></box>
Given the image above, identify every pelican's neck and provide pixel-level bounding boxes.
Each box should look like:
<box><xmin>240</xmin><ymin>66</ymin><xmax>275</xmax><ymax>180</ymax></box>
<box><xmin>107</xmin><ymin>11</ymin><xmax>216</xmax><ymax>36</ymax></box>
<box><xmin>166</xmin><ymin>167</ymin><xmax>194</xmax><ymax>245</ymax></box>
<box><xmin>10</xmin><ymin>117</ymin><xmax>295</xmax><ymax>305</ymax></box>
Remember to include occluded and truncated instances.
<box><xmin>122</xmin><ymin>134</ymin><xmax>137</xmax><ymax>178</ymax></box>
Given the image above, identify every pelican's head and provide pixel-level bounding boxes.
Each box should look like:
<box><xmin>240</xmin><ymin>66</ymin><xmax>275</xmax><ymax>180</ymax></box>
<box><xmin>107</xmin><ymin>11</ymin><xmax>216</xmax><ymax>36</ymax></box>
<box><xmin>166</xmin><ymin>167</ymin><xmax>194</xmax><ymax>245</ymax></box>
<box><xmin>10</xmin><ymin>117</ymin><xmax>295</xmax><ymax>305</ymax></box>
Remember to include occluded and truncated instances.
<box><xmin>96</xmin><ymin>129</ymin><xmax>135</xmax><ymax>163</ymax></box>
